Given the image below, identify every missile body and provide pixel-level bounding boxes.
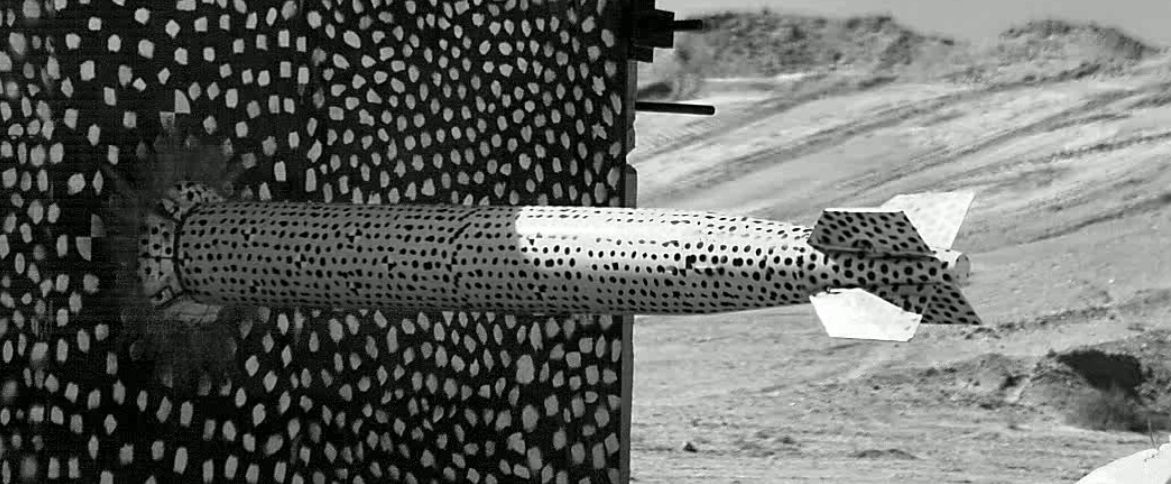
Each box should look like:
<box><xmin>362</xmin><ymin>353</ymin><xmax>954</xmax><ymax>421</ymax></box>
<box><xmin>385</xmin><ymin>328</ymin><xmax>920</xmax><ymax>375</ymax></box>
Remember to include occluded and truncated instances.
<box><xmin>140</xmin><ymin>183</ymin><xmax>981</xmax><ymax>341</ymax></box>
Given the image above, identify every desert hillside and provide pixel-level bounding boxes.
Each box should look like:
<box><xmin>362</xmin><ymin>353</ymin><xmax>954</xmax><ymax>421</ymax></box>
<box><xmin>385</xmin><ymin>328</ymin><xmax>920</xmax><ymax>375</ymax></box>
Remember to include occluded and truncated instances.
<box><xmin>629</xmin><ymin>11</ymin><xmax>1171</xmax><ymax>484</ymax></box>
<box><xmin>639</xmin><ymin>13</ymin><xmax>1164</xmax><ymax>99</ymax></box>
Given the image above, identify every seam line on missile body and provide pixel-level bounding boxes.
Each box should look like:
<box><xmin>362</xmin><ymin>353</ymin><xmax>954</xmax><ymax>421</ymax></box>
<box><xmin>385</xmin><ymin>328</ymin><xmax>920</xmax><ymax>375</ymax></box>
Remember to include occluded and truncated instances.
<box><xmin>445</xmin><ymin>206</ymin><xmax>488</xmax><ymax>312</ymax></box>
<box><xmin>170</xmin><ymin>203</ymin><xmax>207</xmax><ymax>296</ymax></box>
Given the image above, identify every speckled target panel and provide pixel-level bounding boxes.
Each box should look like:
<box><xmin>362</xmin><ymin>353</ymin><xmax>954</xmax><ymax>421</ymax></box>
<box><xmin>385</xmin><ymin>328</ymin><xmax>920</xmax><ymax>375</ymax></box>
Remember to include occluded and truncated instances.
<box><xmin>1</xmin><ymin>0</ymin><xmax>634</xmax><ymax>483</ymax></box>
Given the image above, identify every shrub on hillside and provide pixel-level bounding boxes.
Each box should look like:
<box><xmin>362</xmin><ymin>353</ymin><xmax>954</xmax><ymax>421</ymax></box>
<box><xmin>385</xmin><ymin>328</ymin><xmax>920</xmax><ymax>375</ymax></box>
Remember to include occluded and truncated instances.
<box><xmin>635</xmin><ymin>33</ymin><xmax>712</xmax><ymax>100</ymax></box>
<box><xmin>1068</xmin><ymin>384</ymin><xmax>1148</xmax><ymax>432</ymax></box>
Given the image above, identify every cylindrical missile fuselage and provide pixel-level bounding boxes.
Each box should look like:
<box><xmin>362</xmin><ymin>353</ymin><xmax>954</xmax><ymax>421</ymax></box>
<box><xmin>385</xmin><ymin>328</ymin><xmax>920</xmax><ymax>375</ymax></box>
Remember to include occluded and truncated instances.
<box><xmin>173</xmin><ymin>202</ymin><xmax>968</xmax><ymax>314</ymax></box>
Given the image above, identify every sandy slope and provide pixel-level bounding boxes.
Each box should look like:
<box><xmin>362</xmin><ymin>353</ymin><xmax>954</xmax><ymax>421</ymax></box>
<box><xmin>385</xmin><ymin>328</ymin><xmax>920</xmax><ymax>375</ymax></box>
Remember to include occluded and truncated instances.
<box><xmin>626</xmin><ymin>59</ymin><xmax>1171</xmax><ymax>482</ymax></box>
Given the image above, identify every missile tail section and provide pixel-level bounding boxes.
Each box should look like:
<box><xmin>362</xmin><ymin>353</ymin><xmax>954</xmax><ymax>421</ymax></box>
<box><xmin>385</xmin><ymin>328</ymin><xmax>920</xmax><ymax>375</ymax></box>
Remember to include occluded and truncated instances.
<box><xmin>807</xmin><ymin>191</ymin><xmax>981</xmax><ymax>342</ymax></box>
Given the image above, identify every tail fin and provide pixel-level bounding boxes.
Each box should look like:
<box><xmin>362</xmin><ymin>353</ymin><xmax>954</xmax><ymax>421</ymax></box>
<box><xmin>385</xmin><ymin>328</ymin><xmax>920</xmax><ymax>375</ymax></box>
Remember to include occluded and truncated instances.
<box><xmin>808</xmin><ymin>191</ymin><xmax>980</xmax><ymax>342</ymax></box>
<box><xmin>810</xmin><ymin>285</ymin><xmax>932</xmax><ymax>342</ymax></box>
<box><xmin>878</xmin><ymin>191</ymin><xmax>975</xmax><ymax>249</ymax></box>
<box><xmin>811</xmin><ymin>283</ymin><xmax>981</xmax><ymax>342</ymax></box>
<box><xmin>809</xmin><ymin>191</ymin><xmax>975</xmax><ymax>255</ymax></box>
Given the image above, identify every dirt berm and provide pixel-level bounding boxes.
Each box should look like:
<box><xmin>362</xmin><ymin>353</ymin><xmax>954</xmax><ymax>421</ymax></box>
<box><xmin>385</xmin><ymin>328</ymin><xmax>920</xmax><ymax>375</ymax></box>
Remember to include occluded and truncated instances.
<box><xmin>1020</xmin><ymin>329</ymin><xmax>1171</xmax><ymax>426</ymax></box>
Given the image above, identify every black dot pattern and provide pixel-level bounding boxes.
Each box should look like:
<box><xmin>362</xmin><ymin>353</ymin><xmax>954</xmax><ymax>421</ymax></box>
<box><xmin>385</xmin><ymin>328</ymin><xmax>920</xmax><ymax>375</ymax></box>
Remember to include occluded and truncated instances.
<box><xmin>162</xmin><ymin>198</ymin><xmax>972</xmax><ymax>320</ymax></box>
<box><xmin>176</xmin><ymin>201</ymin><xmax>472</xmax><ymax>309</ymax></box>
<box><xmin>920</xmin><ymin>284</ymin><xmax>982</xmax><ymax>325</ymax></box>
<box><xmin>457</xmin><ymin>207</ymin><xmax>820</xmax><ymax>313</ymax></box>
<box><xmin>168</xmin><ymin>202</ymin><xmax>822</xmax><ymax>314</ymax></box>
<box><xmin>809</xmin><ymin>209</ymin><xmax>933</xmax><ymax>256</ymax></box>
<box><xmin>808</xmin><ymin>251</ymin><xmax>950</xmax><ymax>293</ymax></box>
<box><xmin>865</xmin><ymin>284</ymin><xmax>935</xmax><ymax>314</ymax></box>
<box><xmin>2</xmin><ymin>0</ymin><xmax>633</xmax><ymax>482</ymax></box>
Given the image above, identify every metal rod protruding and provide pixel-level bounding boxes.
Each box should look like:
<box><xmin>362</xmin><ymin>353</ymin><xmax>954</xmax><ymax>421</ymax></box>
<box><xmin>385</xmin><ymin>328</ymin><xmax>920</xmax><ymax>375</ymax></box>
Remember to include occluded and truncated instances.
<box><xmin>670</xmin><ymin>19</ymin><xmax>705</xmax><ymax>32</ymax></box>
<box><xmin>634</xmin><ymin>102</ymin><xmax>716</xmax><ymax>116</ymax></box>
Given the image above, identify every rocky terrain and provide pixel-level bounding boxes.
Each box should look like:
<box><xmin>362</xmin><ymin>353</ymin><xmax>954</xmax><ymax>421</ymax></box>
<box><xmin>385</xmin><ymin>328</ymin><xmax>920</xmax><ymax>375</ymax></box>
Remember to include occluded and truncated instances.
<box><xmin>628</xmin><ymin>12</ymin><xmax>1171</xmax><ymax>483</ymax></box>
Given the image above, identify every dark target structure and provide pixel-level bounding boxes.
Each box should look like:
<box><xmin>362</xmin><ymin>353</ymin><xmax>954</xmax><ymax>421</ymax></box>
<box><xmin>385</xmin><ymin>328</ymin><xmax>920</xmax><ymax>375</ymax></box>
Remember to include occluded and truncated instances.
<box><xmin>0</xmin><ymin>0</ymin><xmax>703</xmax><ymax>482</ymax></box>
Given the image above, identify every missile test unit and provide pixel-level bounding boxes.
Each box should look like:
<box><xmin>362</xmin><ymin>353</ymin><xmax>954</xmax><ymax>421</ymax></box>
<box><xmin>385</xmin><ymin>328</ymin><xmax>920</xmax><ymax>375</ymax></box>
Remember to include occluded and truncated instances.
<box><xmin>142</xmin><ymin>183</ymin><xmax>980</xmax><ymax>341</ymax></box>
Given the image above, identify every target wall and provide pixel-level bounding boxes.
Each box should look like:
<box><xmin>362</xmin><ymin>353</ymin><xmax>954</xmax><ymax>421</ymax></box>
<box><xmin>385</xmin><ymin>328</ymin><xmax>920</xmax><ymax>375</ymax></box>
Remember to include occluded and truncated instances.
<box><xmin>0</xmin><ymin>0</ymin><xmax>664</xmax><ymax>481</ymax></box>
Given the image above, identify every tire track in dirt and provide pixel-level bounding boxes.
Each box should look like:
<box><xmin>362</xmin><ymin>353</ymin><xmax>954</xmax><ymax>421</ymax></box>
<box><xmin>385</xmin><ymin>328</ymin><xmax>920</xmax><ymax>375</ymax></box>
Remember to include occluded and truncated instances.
<box><xmin>1125</xmin><ymin>86</ymin><xmax>1171</xmax><ymax>109</ymax></box>
<box><xmin>639</xmin><ymin>72</ymin><xmax>1074</xmax><ymax>160</ymax></box>
<box><xmin>912</xmin><ymin>99</ymin><xmax>1171</xmax><ymax>245</ymax></box>
<box><xmin>845</xmin><ymin>79</ymin><xmax>1171</xmax><ymax>197</ymax></box>
<box><xmin>640</xmin><ymin>73</ymin><xmax>1102</xmax><ymax>206</ymax></box>
<box><xmin>642</xmin><ymin>76</ymin><xmax>1166</xmax><ymax>209</ymax></box>
<box><xmin>643</xmin><ymin>85</ymin><xmax>1006</xmax><ymax>204</ymax></box>
<box><xmin>961</xmin><ymin>127</ymin><xmax>1171</xmax><ymax>181</ymax></box>
<box><xmin>1026</xmin><ymin>192</ymin><xmax>1171</xmax><ymax>244</ymax></box>
<box><xmin>631</xmin><ymin>76</ymin><xmax>898</xmax><ymax>161</ymax></box>
<box><xmin>841</xmin><ymin>86</ymin><xmax>1149</xmax><ymax>196</ymax></box>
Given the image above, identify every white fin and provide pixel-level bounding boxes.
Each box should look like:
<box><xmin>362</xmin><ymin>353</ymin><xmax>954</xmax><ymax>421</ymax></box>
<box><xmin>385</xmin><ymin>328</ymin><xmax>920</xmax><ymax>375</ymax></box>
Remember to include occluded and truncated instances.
<box><xmin>810</xmin><ymin>288</ymin><xmax>926</xmax><ymax>342</ymax></box>
<box><xmin>811</xmin><ymin>283</ymin><xmax>980</xmax><ymax>342</ymax></box>
<box><xmin>880</xmin><ymin>191</ymin><xmax>975</xmax><ymax>249</ymax></box>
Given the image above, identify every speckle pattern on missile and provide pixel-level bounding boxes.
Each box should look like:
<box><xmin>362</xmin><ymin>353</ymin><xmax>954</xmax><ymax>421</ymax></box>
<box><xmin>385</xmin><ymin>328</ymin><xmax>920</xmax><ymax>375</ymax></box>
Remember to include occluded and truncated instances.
<box><xmin>2</xmin><ymin>0</ymin><xmax>631</xmax><ymax>482</ymax></box>
<box><xmin>810</xmin><ymin>209</ymin><xmax>933</xmax><ymax>256</ymax></box>
<box><xmin>856</xmin><ymin>282</ymin><xmax>978</xmax><ymax>325</ymax></box>
<box><xmin>920</xmin><ymin>284</ymin><xmax>982</xmax><ymax>325</ymax></box>
<box><xmin>149</xmin><ymin>191</ymin><xmax>972</xmax><ymax>320</ymax></box>
<box><xmin>864</xmin><ymin>284</ymin><xmax>936</xmax><ymax>314</ymax></box>
<box><xmin>164</xmin><ymin>199</ymin><xmax>817</xmax><ymax>313</ymax></box>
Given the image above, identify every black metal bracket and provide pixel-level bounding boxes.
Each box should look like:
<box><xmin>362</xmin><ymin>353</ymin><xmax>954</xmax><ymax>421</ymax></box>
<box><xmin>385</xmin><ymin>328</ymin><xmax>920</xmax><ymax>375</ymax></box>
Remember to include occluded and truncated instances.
<box><xmin>624</xmin><ymin>1</ymin><xmax>716</xmax><ymax>117</ymax></box>
<box><xmin>627</xmin><ymin>0</ymin><xmax>705</xmax><ymax>63</ymax></box>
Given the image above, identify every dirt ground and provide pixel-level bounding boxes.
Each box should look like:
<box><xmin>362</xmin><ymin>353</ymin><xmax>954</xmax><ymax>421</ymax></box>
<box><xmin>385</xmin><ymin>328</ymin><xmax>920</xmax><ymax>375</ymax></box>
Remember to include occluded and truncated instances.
<box><xmin>626</xmin><ymin>54</ymin><xmax>1171</xmax><ymax>483</ymax></box>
